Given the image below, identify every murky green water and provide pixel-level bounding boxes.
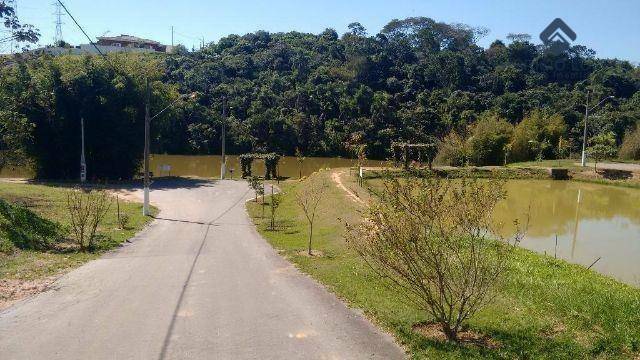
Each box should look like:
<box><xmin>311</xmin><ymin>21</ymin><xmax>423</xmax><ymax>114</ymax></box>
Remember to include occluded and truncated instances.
<box><xmin>148</xmin><ymin>154</ymin><xmax>388</xmax><ymax>179</ymax></box>
<box><xmin>494</xmin><ymin>180</ymin><xmax>640</xmax><ymax>285</ymax></box>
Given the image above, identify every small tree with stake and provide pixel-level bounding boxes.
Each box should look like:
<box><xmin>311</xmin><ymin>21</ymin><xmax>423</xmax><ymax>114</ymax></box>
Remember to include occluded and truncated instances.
<box><xmin>248</xmin><ymin>176</ymin><xmax>263</xmax><ymax>202</ymax></box>
<box><xmin>295</xmin><ymin>147</ymin><xmax>306</xmax><ymax>179</ymax></box>
<box><xmin>269</xmin><ymin>186</ymin><xmax>281</xmax><ymax>230</ymax></box>
<box><xmin>587</xmin><ymin>131</ymin><xmax>617</xmax><ymax>172</ymax></box>
<box><xmin>295</xmin><ymin>175</ymin><xmax>328</xmax><ymax>255</ymax></box>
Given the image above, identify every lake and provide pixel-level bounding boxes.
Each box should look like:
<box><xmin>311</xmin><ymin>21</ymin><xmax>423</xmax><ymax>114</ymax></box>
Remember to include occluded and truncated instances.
<box><xmin>494</xmin><ymin>180</ymin><xmax>640</xmax><ymax>286</ymax></box>
<box><xmin>148</xmin><ymin>154</ymin><xmax>388</xmax><ymax>179</ymax></box>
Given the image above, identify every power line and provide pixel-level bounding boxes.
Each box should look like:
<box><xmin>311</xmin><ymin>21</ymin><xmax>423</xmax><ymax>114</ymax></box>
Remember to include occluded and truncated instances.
<box><xmin>55</xmin><ymin>0</ymin><xmax>106</xmax><ymax>58</ymax></box>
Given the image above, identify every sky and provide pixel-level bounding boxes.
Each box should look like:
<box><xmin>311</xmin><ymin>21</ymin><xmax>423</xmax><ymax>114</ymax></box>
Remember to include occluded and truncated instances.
<box><xmin>5</xmin><ymin>0</ymin><xmax>640</xmax><ymax>63</ymax></box>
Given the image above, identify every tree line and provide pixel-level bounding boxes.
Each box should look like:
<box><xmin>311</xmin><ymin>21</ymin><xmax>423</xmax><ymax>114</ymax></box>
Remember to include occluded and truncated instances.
<box><xmin>1</xmin><ymin>16</ymin><xmax>640</xmax><ymax>179</ymax></box>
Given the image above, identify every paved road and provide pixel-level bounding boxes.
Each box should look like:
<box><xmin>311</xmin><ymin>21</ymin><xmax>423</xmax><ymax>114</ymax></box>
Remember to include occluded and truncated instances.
<box><xmin>0</xmin><ymin>179</ymin><xmax>404</xmax><ymax>360</ymax></box>
<box><xmin>576</xmin><ymin>162</ymin><xmax>640</xmax><ymax>172</ymax></box>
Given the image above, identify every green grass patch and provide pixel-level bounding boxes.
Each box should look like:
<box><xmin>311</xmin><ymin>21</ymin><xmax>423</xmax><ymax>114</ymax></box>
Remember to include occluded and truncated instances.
<box><xmin>0</xmin><ymin>182</ymin><xmax>154</xmax><ymax>283</ymax></box>
<box><xmin>248</xmin><ymin>170</ymin><xmax>640</xmax><ymax>359</ymax></box>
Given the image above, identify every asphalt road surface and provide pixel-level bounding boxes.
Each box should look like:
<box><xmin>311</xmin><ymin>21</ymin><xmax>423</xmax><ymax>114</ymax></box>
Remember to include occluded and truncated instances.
<box><xmin>0</xmin><ymin>179</ymin><xmax>404</xmax><ymax>360</ymax></box>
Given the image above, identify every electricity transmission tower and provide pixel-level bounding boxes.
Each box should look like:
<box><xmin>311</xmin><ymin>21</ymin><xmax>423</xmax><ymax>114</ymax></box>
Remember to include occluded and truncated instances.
<box><xmin>53</xmin><ymin>1</ymin><xmax>64</xmax><ymax>45</ymax></box>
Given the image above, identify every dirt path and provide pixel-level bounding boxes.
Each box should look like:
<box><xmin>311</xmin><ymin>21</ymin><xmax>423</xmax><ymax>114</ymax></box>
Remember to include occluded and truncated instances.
<box><xmin>331</xmin><ymin>170</ymin><xmax>367</xmax><ymax>206</ymax></box>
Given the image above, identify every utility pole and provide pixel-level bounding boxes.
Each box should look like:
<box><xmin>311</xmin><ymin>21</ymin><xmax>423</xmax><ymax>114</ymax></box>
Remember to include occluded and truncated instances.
<box><xmin>143</xmin><ymin>78</ymin><xmax>151</xmax><ymax>216</ymax></box>
<box><xmin>220</xmin><ymin>97</ymin><xmax>227</xmax><ymax>179</ymax></box>
<box><xmin>581</xmin><ymin>91</ymin><xmax>590</xmax><ymax>167</ymax></box>
<box><xmin>580</xmin><ymin>92</ymin><xmax>614</xmax><ymax>167</ymax></box>
<box><xmin>171</xmin><ymin>26</ymin><xmax>174</xmax><ymax>47</ymax></box>
<box><xmin>80</xmin><ymin>117</ymin><xmax>86</xmax><ymax>183</ymax></box>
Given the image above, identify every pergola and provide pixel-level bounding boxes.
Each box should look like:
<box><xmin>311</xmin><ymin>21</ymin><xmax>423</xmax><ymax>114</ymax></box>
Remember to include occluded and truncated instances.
<box><xmin>391</xmin><ymin>141</ymin><xmax>438</xmax><ymax>170</ymax></box>
<box><xmin>239</xmin><ymin>153</ymin><xmax>281</xmax><ymax>179</ymax></box>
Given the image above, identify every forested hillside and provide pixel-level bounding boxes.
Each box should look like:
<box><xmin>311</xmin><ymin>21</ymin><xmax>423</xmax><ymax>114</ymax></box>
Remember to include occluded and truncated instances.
<box><xmin>1</xmin><ymin>17</ymin><xmax>639</xmax><ymax>179</ymax></box>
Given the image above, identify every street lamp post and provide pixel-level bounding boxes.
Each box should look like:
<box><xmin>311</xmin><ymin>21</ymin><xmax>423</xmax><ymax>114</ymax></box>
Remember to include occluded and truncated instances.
<box><xmin>580</xmin><ymin>91</ymin><xmax>615</xmax><ymax>167</ymax></box>
<box><xmin>80</xmin><ymin>117</ymin><xmax>86</xmax><ymax>183</ymax></box>
<box><xmin>220</xmin><ymin>97</ymin><xmax>227</xmax><ymax>180</ymax></box>
<box><xmin>142</xmin><ymin>79</ymin><xmax>196</xmax><ymax>216</ymax></box>
<box><xmin>143</xmin><ymin>79</ymin><xmax>151</xmax><ymax>215</ymax></box>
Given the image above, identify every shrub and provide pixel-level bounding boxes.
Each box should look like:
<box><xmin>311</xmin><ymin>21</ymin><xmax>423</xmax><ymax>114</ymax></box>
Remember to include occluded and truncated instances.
<box><xmin>0</xmin><ymin>199</ymin><xmax>63</xmax><ymax>253</ymax></box>
<box><xmin>588</xmin><ymin>131</ymin><xmax>617</xmax><ymax>171</ymax></box>
<box><xmin>510</xmin><ymin>110</ymin><xmax>566</xmax><ymax>162</ymax></box>
<box><xmin>346</xmin><ymin>177</ymin><xmax>518</xmax><ymax>342</ymax></box>
<box><xmin>435</xmin><ymin>131</ymin><xmax>469</xmax><ymax>166</ymax></box>
<box><xmin>619</xmin><ymin>124</ymin><xmax>640</xmax><ymax>160</ymax></box>
<box><xmin>467</xmin><ymin>113</ymin><xmax>514</xmax><ymax>166</ymax></box>
<box><xmin>66</xmin><ymin>189</ymin><xmax>112</xmax><ymax>251</ymax></box>
<box><xmin>117</xmin><ymin>213</ymin><xmax>130</xmax><ymax>230</ymax></box>
<box><xmin>248</xmin><ymin>176</ymin><xmax>264</xmax><ymax>202</ymax></box>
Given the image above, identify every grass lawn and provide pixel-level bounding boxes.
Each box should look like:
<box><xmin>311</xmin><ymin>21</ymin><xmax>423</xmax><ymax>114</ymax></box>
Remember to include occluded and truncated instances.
<box><xmin>247</xmin><ymin>170</ymin><xmax>640</xmax><ymax>359</ymax></box>
<box><xmin>0</xmin><ymin>182</ymin><xmax>154</xmax><ymax>306</ymax></box>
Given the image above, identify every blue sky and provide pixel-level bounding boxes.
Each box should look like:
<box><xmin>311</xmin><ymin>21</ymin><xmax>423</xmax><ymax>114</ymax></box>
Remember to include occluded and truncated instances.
<box><xmin>9</xmin><ymin>0</ymin><xmax>640</xmax><ymax>62</ymax></box>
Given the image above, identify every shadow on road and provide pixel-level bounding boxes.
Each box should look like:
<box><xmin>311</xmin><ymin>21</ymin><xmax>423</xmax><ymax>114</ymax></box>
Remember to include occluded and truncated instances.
<box><xmin>26</xmin><ymin>176</ymin><xmax>217</xmax><ymax>191</ymax></box>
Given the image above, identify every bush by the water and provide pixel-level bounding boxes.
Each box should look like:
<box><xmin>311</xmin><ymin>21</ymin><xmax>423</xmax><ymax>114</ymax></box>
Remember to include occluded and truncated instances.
<box><xmin>0</xmin><ymin>199</ymin><xmax>63</xmax><ymax>254</ymax></box>
<box><xmin>467</xmin><ymin>113</ymin><xmax>514</xmax><ymax>166</ymax></box>
<box><xmin>509</xmin><ymin>110</ymin><xmax>566</xmax><ymax>162</ymax></box>
<box><xmin>619</xmin><ymin>124</ymin><xmax>640</xmax><ymax>160</ymax></box>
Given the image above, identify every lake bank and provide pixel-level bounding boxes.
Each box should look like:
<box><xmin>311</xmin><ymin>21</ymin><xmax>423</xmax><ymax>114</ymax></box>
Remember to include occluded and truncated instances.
<box><xmin>247</xmin><ymin>170</ymin><xmax>640</xmax><ymax>359</ymax></box>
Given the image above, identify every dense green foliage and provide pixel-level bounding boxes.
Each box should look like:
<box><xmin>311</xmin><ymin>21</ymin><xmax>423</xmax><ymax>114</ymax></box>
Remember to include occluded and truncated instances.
<box><xmin>2</xmin><ymin>16</ymin><xmax>640</xmax><ymax>179</ymax></box>
<box><xmin>0</xmin><ymin>54</ymin><xmax>182</xmax><ymax>179</ymax></box>
<box><xmin>0</xmin><ymin>198</ymin><xmax>62</xmax><ymax>253</ymax></box>
<box><xmin>619</xmin><ymin>124</ymin><xmax>640</xmax><ymax>160</ymax></box>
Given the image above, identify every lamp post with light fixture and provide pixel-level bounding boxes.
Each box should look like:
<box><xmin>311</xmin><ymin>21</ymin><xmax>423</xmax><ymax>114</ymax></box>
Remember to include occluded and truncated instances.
<box><xmin>581</xmin><ymin>91</ymin><xmax>615</xmax><ymax>167</ymax></box>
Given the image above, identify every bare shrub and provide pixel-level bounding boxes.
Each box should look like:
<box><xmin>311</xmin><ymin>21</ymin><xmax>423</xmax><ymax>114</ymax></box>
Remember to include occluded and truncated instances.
<box><xmin>117</xmin><ymin>213</ymin><xmax>130</xmax><ymax>230</ymax></box>
<box><xmin>295</xmin><ymin>175</ymin><xmax>328</xmax><ymax>255</ymax></box>
<box><xmin>268</xmin><ymin>185</ymin><xmax>281</xmax><ymax>230</ymax></box>
<box><xmin>346</xmin><ymin>176</ymin><xmax>518</xmax><ymax>342</ymax></box>
<box><xmin>66</xmin><ymin>188</ymin><xmax>112</xmax><ymax>251</ymax></box>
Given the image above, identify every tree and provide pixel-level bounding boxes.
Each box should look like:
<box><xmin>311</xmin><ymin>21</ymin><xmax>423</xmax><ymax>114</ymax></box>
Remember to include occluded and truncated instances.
<box><xmin>268</xmin><ymin>185</ymin><xmax>281</xmax><ymax>230</ymax></box>
<box><xmin>295</xmin><ymin>175</ymin><xmax>328</xmax><ymax>255</ymax></box>
<box><xmin>467</xmin><ymin>113</ymin><xmax>514</xmax><ymax>166</ymax></box>
<box><xmin>587</xmin><ymin>131</ymin><xmax>617</xmax><ymax>171</ymax></box>
<box><xmin>509</xmin><ymin>110</ymin><xmax>566</xmax><ymax>162</ymax></box>
<box><xmin>0</xmin><ymin>2</ymin><xmax>39</xmax><ymax>47</ymax></box>
<box><xmin>619</xmin><ymin>124</ymin><xmax>640</xmax><ymax>160</ymax></box>
<box><xmin>248</xmin><ymin>176</ymin><xmax>263</xmax><ymax>202</ymax></box>
<box><xmin>346</xmin><ymin>177</ymin><xmax>517</xmax><ymax>342</ymax></box>
<box><xmin>435</xmin><ymin>131</ymin><xmax>470</xmax><ymax>166</ymax></box>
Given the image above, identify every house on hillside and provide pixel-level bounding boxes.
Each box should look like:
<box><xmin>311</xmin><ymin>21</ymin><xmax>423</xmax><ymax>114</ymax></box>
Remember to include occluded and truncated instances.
<box><xmin>96</xmin><ymin>34</ymin><xmax>167</xmax><ymax>52</ymax></box>
<box><xmin>30</xmin><ymin>34</ymin><xmax>174</xmax><ymax>56</ymax></box>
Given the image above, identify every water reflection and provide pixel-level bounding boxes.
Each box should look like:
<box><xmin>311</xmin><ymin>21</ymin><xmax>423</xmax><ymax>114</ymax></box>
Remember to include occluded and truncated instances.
<box><xmin>494</xmin><ymin>180</ymin><xmax>640</xmax><ymax>285</ymax></box>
